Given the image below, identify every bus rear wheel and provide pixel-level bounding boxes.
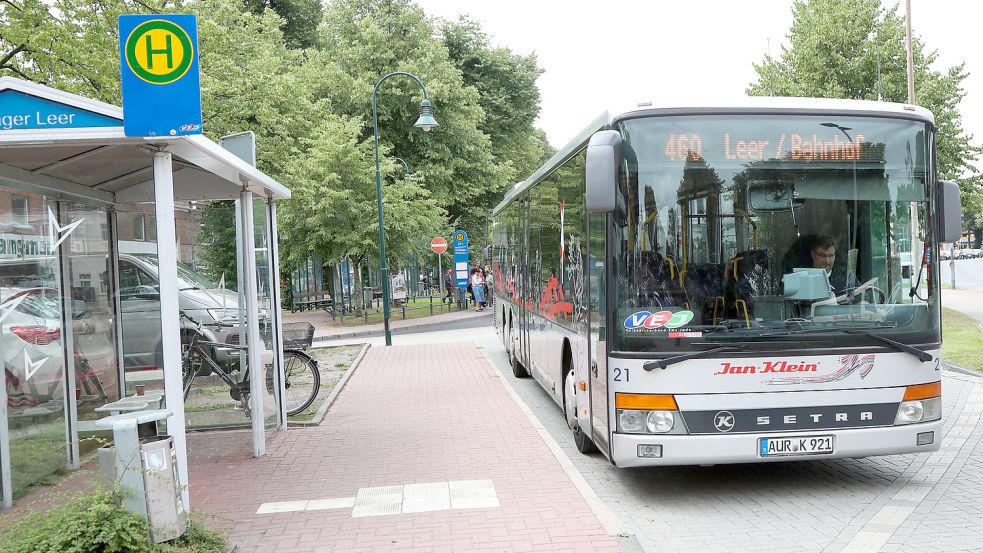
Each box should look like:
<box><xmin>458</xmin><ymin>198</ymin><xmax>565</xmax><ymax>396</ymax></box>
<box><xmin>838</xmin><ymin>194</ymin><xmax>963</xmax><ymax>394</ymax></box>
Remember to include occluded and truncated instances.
<box><xmin>563</xmin><ymin>371</ymin><xmax>596</xmax><ymax>454</ymax></box>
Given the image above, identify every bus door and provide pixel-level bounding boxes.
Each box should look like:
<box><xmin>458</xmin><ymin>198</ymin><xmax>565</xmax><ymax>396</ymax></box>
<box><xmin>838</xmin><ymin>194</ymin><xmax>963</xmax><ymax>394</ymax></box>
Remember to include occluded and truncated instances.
<box><xmin>587</xmin><ymin>212</ymin><xmax>610</xmax><ymax>455</ymax></box>
<box><xmin>518</xmin><ymin>196</ymin><xmax>532</xmax><ymax>369</ymax></box>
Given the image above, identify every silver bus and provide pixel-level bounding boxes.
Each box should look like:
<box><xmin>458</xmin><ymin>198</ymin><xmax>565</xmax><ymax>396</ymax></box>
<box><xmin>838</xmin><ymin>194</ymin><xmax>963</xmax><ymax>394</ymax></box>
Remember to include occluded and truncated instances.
<box><xmin>491</xmin><ymin>97</ymin><xmax>961</xmax><ymax>466</ymax></box>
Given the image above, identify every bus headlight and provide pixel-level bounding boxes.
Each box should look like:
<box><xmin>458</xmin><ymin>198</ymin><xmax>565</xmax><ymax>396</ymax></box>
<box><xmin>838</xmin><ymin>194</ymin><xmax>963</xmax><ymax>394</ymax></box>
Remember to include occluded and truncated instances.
<box><xmin>618</xmin><ymin>410</ymin><xmax>646</xmax><ymax>433</ymax></box>
<box><xmin>617</xmin><ymin>410</ymin><xmax>678</xmax><ymax>434</ymax></box>
<box><xmin>895</xmin><ymin>397</ymin><xmax>942</xmax><ymax>425</ymax></box>
<box><xmin>646</xmin><ymin>411</ymin><xmax>675</xmax><ymax>433</ymax></box>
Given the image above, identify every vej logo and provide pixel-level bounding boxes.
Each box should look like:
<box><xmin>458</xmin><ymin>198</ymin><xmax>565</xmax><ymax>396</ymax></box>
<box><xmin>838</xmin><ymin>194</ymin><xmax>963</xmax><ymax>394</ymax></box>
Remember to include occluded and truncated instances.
<box><xmin>624</xmin><ymin>310</ymin><xmax>694</xmax><ymax>330</ymax></box>
<box><xmin>124</xmin><ymin>19</ymin><xmax>195</xmax><ymax>85</ymax></box>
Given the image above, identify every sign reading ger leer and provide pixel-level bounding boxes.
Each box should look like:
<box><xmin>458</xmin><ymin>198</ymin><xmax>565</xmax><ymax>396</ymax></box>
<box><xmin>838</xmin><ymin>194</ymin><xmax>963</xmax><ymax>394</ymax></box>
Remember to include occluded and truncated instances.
<box><xmin>118</xmin><ymin>14</ymin><xmax>202</xmax><ymax>137</ymax></box>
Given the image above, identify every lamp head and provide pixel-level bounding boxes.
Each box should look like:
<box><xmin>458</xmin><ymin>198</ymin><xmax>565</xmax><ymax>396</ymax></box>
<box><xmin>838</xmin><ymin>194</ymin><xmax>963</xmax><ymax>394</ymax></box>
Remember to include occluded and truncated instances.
<box><xmin>414</xmin><ymin>99</ymin><xmax>438</xmax><ymax>132</ymax></box>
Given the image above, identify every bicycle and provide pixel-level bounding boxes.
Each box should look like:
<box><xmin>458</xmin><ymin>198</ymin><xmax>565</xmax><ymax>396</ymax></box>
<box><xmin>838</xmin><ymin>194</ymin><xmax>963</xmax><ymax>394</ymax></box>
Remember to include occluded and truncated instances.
<box><xmin>179</xmin><ymin>312</ymin><xmax>320</xmax><ymax>416</ymax></box>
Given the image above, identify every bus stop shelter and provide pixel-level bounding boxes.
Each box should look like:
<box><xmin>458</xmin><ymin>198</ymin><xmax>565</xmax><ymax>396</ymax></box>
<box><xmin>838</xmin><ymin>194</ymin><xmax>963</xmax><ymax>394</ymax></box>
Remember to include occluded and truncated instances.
<box><xmin>0</xmin><ymin>76</ymin><xmax>291</xmax><ymax>510</ymax></box>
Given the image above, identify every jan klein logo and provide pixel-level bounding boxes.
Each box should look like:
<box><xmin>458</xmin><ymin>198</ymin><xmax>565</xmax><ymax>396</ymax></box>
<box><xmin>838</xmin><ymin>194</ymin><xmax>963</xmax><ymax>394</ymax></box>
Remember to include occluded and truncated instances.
<box><xmin>714</xmin><ymin>360</ymin><xmax>818</xmax><ymax>375</ymax></box>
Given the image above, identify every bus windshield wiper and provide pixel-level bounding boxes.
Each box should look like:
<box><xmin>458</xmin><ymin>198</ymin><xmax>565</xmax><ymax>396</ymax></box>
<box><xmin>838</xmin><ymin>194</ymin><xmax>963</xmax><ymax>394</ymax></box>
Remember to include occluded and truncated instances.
<box><xmin>757</xmin><ymin>324</ymin><xmax>896</xmax><ymax>337</ymax></box>
<box><xmin>758</xmin><ymin>326</ymin><xmax>931</xmax><ymax>362</ymax></box>
<box><xmin>643</xmin><ymin>345</ymin><xmax>747</xmax><ymax>371</ymax></box>
<box><xmin>843</xmin><ymin>330</ymin><xmax>933</xmax><ymax>362</ymax></box>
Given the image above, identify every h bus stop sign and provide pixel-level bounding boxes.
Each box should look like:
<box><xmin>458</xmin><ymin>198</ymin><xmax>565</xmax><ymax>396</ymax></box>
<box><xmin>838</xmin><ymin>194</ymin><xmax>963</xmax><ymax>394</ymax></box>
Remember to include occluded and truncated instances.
<box><xmin>453</xmin><ymin>230</ymin><xmax>469</xmax><ymax>287</ymax></box>
<box><xmin>118</xmin><ymin>14</ymin><xmax>202</xmax><ymax>137</ymax></box>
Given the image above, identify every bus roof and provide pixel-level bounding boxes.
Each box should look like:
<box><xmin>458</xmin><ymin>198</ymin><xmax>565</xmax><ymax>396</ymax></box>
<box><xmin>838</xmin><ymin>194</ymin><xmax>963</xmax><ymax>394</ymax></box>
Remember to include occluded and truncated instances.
<box><xmin>491</xmin><ymin>96</ymin><xmax>934</xmax><ymax>215</ymax></box>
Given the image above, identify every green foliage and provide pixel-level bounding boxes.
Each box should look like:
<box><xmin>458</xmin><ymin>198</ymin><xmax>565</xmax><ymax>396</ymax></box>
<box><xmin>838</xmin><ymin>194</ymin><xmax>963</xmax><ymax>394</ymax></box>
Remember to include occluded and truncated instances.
<box><xmin>0</xmin><ymin>0</ymin><xmax>550</xmax><ymax>281</ymax></box>
<box><xmin>243</xmin><ymin>0</ymin><xmax>322</xmax><ymax>49</ymax></box>
<box><xmin>195</xmin><ymin>201</ymin><xmax>237</xmax><ymax>288</ymax></box>
<box><xmin>1</xmin><ymin>490</ymin><xmax>153</xmax><ymax>553</ymax></box>
<box><xmin>747</xmin><ymin>0</ymin><xmax>982</xmax><ymax>205</ymax></box>
<box><xmin>0</xmin><ymin>491</ymin><xmax>228</xmax><ymax>553</ymax></box>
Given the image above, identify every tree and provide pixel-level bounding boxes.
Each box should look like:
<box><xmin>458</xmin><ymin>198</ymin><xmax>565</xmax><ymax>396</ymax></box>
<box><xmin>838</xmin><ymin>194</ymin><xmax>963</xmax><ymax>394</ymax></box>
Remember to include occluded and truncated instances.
<box><xmin>276</xmin><ymin>114</ymin><xmax>448</xmax><ymax>305</ymax></box>
<box><xmin>243</xmin><ymin>0</ymin><xmax>322</xmax><ymax>49</ymax></box>
<box><xmin>747</xmin><ymin>0</ymin><xmax>982</xmax><ymax>209</ymax></box>
<box><xmin>314</xmin><ymin>0</ymin><xmax>515</xmax><ymax>251</ymax></box>
<box><xmin>439</xmin><ymin>16</ymin><xmax>551</xmax><ymax>249</ymax></box>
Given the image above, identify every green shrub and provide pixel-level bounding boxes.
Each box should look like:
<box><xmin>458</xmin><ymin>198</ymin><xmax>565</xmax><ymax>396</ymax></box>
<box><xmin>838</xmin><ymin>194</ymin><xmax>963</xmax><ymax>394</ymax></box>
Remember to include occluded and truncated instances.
<box><xmin>0</xmin><ymin>490</ymin><xmax>228</xmax><ymax>553</ymax></box>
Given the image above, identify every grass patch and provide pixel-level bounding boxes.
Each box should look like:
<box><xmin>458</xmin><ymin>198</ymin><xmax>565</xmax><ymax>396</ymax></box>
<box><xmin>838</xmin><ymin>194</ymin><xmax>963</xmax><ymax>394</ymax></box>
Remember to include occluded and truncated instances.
<box><xmin>942</xmin><ymin>307</ymin><xmax>983</xmax><ymax>371</ymax></box>
<box><xmin>0</xmin><ymin>490</ymin><xmax>228</xmax><ymax>552</ymax></box>
<box><xmin>316</xmin><ymin>296</ymin><xmax>475</xmax><ymax>327</ymax></box>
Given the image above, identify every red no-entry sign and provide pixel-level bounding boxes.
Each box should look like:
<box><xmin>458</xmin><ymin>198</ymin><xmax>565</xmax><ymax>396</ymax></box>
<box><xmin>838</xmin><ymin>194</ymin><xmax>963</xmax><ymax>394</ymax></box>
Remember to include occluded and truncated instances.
<box><xmin>431</xmin><ymin>237</ymin><xmax>448</xmax><ymax>254</ymax></box>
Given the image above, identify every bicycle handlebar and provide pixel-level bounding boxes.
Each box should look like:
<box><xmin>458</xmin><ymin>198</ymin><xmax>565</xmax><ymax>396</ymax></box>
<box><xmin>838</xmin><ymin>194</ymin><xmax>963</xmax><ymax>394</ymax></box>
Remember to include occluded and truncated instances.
<box><xmin>179</xmin><ymin>310</ymin><xmax>236</xmax><ymax>329</ymax></box>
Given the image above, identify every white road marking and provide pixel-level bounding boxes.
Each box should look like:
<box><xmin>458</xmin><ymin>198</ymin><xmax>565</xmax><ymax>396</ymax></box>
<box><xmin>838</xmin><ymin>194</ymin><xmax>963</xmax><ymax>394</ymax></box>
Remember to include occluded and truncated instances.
<box><xmin>255</xmin><ymin>479</ymin><xmax>499</xmax><ymax>517</ymax></box>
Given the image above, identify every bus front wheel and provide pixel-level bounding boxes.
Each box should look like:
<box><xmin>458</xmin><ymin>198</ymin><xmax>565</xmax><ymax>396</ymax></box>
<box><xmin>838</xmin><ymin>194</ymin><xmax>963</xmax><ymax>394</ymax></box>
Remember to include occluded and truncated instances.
<box><xmin>509</xmin><ymin>344</ymin><xmax>528</xmax><ymax>378</ymax></box>
<box><xmin>564</xmin><ymin>371</ymin><xmax>596</xmax><ymax>454</ymax></box>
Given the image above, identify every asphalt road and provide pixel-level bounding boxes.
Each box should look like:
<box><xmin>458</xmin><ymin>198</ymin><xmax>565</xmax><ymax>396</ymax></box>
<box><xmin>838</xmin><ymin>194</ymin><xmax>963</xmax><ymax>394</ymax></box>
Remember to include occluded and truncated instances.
<box><xmin>319</xmin><ymin>325</ymin><xmax>983</xmax><ymax>553</ymax></box>
<box><xmin>479</xmin><ymin>331</ymin><xmax>983</xmax><ymax>553</ymax></box>
<box><xmin>939</xmin><ymin>257</ymin><xmax>983</xmax><ymax>290</ymax></box>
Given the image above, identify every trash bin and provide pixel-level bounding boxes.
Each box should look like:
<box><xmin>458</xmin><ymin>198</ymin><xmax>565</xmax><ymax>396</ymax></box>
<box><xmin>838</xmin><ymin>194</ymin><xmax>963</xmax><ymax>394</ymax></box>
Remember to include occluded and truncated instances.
<box><xmin>96</xmin><ymin>409</ymin><xmax>187</xmax><ymax>543</ymax></box>
<box><xmin>363</xmin><ymin>286</ymin><xmax>375</xmax><ymax>308</ymax></box>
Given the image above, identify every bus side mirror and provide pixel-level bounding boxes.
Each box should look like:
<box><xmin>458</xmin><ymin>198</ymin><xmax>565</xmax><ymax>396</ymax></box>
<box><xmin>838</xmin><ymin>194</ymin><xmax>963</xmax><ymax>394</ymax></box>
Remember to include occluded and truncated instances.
<box><xmin>586</xmin><ymin>130</ymin><xmax>622</xmax><ymax>213</ymax></box>
<box><xmin>937</xmin><ymin>180</ymin><xmax>962</xmax><ymax>243</ymax></box>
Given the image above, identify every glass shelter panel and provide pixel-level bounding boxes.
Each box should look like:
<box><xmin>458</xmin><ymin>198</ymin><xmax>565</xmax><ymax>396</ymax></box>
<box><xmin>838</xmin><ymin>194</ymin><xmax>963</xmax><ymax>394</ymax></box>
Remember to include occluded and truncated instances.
<box><xmin>1</xmin><ymin>187</ymin><xmax>67</xmax><ymax>494</ymax></box>
<box><xmin>612</xmin><ymin>115</ymin><xmax>936</xmax><ymax>352</ymax></box>
<box><xmin>63</xmin><ymin>203</ymin><xmax>120</xmax><ymax>458</ymax></box>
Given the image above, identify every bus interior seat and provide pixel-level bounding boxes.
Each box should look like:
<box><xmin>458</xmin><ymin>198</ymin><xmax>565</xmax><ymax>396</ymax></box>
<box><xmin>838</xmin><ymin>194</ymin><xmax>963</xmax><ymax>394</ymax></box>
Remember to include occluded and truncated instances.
<box><xmin>682</xmin><ymin>263</ymin><xmax>724</xmax><ymax>324</ymax></box>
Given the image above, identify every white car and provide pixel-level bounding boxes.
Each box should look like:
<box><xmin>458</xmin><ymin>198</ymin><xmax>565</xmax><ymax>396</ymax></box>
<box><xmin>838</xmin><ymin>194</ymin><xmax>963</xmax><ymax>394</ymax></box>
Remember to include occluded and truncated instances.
<box><xmin>1</xmin><ymin>287</ymin><xmax>70</xmax><ymax>404</ymax></box>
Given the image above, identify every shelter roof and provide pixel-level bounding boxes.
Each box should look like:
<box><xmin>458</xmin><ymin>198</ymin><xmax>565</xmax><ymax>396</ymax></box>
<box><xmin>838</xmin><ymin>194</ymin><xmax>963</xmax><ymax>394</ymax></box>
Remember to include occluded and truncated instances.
<box><xmin>0</xmin><ymin>77</ymin><xmax>290</xmax><ymax>205</ymax></box>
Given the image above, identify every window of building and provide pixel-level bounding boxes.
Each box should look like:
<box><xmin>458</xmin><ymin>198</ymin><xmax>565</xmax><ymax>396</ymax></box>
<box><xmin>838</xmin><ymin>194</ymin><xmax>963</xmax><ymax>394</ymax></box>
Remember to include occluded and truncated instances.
<box><xmin>132</xmin><ymin>213</ymin><xmax>145</xmax><ymax>241</ymax></box>
<box><xmin>12</xmin><ymin>195</ymin><xmax>28</xmax><ymax>226</ymax></box>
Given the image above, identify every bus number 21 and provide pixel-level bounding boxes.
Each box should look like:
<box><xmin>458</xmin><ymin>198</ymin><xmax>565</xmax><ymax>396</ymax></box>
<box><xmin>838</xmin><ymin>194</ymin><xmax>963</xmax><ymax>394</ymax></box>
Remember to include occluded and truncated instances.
<box><xmin>613</xmin><ymin>368</ymin><xmax>630</xmax><ymax>382</ymax></box>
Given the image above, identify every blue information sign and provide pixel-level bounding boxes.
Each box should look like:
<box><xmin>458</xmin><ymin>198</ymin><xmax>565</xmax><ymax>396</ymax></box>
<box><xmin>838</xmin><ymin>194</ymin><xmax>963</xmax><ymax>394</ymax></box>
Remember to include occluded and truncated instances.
<box><xmin>118</xmin><ymin>14</ymin><xmax>202</xmax><ymax>138</ymax></box>
<box><xmin>0</xmin><ymin>90</ymin><xmax>121</xmax><ymax>130</ymax></box>
<box><xmin>453</xmin><ymin>230</ymin><xmax>470</xmax><ymax>288</ymax></box>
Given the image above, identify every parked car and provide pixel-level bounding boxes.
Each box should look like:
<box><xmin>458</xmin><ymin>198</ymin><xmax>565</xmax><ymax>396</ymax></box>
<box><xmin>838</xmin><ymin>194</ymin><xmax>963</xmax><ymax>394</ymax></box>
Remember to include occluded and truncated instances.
<box><xmin>1</xmin><ymin>287</ymin><xmax>66</xmax><ymax>403</ymax></box>
<box><xmin>117</xmin><ymin>253</ymin><xmax>249</xmax><ymax>372</ymax></box>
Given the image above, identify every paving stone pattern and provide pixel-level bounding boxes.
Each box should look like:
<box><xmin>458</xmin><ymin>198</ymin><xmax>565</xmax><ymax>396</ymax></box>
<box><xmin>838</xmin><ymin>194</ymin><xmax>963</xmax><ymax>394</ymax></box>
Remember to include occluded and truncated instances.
<box><xmin>186</xmin><ymin>343</ymin><xmax>621</xmax><ymax>552</ymax></box>
<box><xmin>480</xmin><ymin>333</ymin><xmax>983</xmax><ymax>553</ymax></box>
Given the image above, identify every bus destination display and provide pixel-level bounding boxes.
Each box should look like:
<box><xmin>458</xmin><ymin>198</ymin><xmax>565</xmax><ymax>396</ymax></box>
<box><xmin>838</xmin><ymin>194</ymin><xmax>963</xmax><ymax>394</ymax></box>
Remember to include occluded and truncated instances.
<box><xmin>663</xmin><ymin>132</ymin><xmax>869</xmax><ymax>163</ymax></box>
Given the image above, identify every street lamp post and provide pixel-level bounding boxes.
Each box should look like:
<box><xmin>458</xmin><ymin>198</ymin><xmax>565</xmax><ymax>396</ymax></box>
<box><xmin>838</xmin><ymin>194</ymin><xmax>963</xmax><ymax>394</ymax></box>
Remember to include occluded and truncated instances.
<box><xmin>391</xmin><ymin>156</ymin><xmax>411</xmax><ymax>179</ymax></box>
<box><xmin>372</xmin><ymin>71</ymin><xmax>438</xmax><ymax>346</ymax></box>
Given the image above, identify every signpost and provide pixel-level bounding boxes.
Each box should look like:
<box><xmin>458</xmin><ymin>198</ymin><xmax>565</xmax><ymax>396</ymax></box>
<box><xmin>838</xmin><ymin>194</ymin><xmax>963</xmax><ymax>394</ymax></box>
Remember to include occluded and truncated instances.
<box><xmin>431</xmin><ymin>237</ymin><xmax>447</xmax><ymax>291</ymax></box>
<box><xmin>118</xmin><ymin>15</ymin><xmax>202</xmax><ymax>138</ymax></box>
<box><xmin>453</xmin><ymin>231</ymin><xmax>469</xmax><ymax>306</ymax></box>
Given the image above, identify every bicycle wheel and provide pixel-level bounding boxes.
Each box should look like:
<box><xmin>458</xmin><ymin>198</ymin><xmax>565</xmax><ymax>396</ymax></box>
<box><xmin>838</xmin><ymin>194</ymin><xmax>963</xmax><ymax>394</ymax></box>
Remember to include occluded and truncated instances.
<box><xmin>281</xmin><ymin>350</ymin><xmax>320</xmax><ymax>416</ymax></box>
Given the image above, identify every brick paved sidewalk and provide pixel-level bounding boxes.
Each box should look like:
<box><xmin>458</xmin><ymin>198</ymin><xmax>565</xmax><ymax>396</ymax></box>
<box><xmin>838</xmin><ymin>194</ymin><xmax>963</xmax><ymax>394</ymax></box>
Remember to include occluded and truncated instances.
<box><xmin>282</xmin><ymin>306</ymin><xmax>493</xmax><ymax>341</ymax></box>
<box><xmin>187</xmin><ymin>343</ymin><xmax>621</xmax><ymax>552</ymax></box>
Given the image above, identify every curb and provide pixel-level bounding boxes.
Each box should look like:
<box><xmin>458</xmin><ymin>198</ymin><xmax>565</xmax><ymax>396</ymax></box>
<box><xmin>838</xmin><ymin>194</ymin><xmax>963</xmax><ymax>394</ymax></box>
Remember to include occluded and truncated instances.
<box><xmin>288</xmin><ymin>342</ymin><xmax>371</xmax><ymax>427</ymax></box>
<box><xmin>473</xmin><ymin>341</ymin><xmax>632</xmax><ymax>540</ymax></box>
<box><xmin>943</xmin><ymin>361</ymin><xmax>983</xmax><ymax>380</ymax></box>
<box><xmin>311</xmin><ymin>311</ymin><xmax>494</xmax><ymax>342</ymax></box>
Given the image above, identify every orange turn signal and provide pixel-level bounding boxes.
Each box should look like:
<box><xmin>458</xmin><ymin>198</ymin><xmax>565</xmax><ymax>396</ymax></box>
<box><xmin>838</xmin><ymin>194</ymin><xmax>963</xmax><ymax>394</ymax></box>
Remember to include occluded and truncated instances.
<box><xmin>903</xmin><ymin>381</ymin><xmax>941</xmax><ymax>401</ymax></box>
<box><xmin>615</xmin><ymin>393</ymin><xmax>677</xmax><ymax>410</ymax></box>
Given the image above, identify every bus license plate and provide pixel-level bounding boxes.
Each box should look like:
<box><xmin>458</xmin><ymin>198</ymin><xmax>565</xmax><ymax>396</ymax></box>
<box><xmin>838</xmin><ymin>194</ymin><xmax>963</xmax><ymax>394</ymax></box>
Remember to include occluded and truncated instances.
<box><xmin>759</xmin><ymin>435</ymin><xmax>834</xmax><ymax>457</ymax></box>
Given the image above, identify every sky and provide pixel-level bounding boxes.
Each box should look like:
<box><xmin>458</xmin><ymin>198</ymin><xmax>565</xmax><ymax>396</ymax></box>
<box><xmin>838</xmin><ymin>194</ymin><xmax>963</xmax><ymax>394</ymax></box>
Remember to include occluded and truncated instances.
<box><xmin>415</xmin><ymin>0</ymin><xmax>983</xmax><ymax>159</ymax></box>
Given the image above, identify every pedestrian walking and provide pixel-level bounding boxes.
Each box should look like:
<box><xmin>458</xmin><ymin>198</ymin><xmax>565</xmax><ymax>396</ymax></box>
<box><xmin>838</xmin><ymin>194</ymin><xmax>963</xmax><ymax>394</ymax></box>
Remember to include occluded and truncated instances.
<box><xmin>483</xmin><ymin>265</ymin><xmax>494</xmax><ymax>306</ymax></box>
<box><xmin>470</xmin><ymin>267</ymin><xmax>486</xmax><ymax>311</ymax></box>
<box><xmin>443</xmin><ymin>268</ymin><xmax>454</xmax><ymax>304</ymax></box>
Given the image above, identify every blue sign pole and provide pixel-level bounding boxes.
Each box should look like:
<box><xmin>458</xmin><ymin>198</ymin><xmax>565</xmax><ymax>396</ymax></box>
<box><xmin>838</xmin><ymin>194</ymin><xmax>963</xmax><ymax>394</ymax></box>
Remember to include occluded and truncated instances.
<box><xmin>453</xmin><ymin>230</ymin><xmax>470</xmax><ymax>305</ymax></box>
<box><xmin>118</xmin><ymin>15</ymin><xmax>203</xmax><ymax>137</ymax></box>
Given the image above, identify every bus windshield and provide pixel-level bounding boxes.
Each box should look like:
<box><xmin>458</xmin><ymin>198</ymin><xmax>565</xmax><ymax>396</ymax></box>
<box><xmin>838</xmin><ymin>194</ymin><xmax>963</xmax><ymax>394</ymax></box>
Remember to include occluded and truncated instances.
<box><xmin>612</xmin><ymin>114</ymin><xmax>938</xmax><ymax>352</ymax></box>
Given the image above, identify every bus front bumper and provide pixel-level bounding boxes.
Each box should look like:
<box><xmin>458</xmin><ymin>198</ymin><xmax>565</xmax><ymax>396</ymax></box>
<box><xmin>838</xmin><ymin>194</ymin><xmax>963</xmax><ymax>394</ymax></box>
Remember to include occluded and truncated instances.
<box><xmin>610</xmin><ymin>420</ymin><xmax>943</xmax><ymax>467</ymax></box>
